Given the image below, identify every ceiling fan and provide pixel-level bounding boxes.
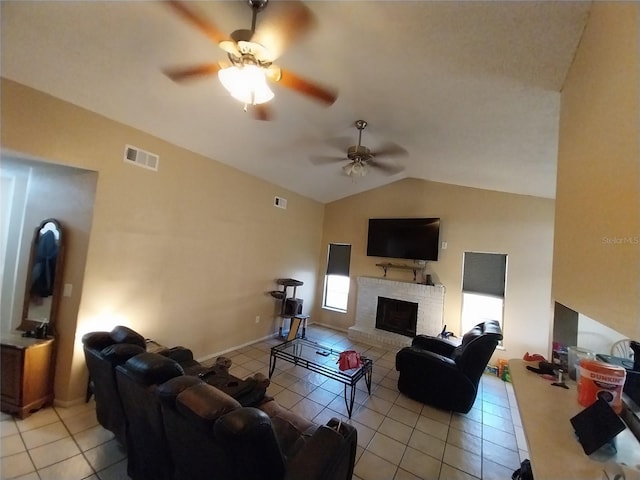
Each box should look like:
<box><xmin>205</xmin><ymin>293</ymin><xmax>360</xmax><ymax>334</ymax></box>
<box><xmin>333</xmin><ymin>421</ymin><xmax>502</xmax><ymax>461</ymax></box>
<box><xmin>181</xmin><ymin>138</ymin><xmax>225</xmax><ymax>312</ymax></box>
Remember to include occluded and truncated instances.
<box><xmin>163</xmin><ymin>0</ymin><xmax>337</xmax><ymax>120</ymax></box>
<box><xmin>311</xmin><ymin>120</ymin><xmax>407</xmax><ymax>178</ymax></box>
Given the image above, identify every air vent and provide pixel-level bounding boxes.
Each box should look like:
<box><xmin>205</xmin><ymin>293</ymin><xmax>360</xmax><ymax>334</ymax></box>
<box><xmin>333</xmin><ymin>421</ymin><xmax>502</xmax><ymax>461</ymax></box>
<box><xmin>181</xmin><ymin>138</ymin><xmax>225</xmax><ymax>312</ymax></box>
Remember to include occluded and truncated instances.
<box><xmin>124</xmin><ymin>145</ymin><xmax>159</xmax><ymax>171</ymax></box>
<box><xmin>274</xmin><ymin>196</ymin><xmax>287</xmax><ymax>209</ymax></box>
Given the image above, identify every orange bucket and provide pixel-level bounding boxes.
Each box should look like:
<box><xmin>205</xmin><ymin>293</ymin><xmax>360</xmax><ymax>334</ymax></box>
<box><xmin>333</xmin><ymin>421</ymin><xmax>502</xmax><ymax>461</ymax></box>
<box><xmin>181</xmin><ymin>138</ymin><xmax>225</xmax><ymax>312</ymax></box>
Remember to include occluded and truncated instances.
<box><xmin>577</xmin><ymin>359</ymin><xmax>626</xmax><ymax>413</ymax></box>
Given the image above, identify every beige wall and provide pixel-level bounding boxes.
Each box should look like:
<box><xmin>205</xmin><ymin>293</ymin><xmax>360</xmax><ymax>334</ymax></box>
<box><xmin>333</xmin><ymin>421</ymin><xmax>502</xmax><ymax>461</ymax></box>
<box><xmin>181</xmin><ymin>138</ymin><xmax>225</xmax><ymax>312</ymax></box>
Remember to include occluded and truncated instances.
<box><xmin>314</xmin><ymin>178</ymin><xmax>555</xmax><ymax>360</ymax></box>
<box><xmin>1</xmin><ymin>78</ymin><xmax>325</xmax><ymax>404</ymax></box>
<box><xmin>553</xmin><ymin>2</ymin><xmax>640</xmax><ymax>340</ymax></box>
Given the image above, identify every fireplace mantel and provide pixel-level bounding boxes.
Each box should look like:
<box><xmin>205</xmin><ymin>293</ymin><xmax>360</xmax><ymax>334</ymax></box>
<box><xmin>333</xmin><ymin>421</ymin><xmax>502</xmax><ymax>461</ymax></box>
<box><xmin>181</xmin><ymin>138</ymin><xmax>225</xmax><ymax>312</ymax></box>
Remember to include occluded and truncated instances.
<box><xmin>348</xmin><ymin>276</ymin><xmax>445</xmax><ymax>348</ymax></box>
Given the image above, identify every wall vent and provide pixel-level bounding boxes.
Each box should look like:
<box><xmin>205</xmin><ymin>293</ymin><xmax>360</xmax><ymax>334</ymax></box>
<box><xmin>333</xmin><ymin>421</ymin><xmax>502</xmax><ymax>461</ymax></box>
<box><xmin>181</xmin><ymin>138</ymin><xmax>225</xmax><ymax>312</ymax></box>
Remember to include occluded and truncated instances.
<box><xmin>274</xmin><ymin>196</ymin><xmax>287</xmax><ymax>209</ymax></box>
<box><xmin>124</xmin><ymin>145</ymin><xmax>159</xmax><ymax>171</ymax></box>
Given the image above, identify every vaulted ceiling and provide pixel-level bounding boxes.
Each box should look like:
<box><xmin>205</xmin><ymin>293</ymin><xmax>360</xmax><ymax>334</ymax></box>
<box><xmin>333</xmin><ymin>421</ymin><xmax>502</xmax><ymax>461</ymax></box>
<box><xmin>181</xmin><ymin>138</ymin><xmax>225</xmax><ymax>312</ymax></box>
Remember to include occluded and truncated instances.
<box><xmin>1</xmin><ymin>1</ymin><xmax>590</xmax><ymax>203</ymax></box>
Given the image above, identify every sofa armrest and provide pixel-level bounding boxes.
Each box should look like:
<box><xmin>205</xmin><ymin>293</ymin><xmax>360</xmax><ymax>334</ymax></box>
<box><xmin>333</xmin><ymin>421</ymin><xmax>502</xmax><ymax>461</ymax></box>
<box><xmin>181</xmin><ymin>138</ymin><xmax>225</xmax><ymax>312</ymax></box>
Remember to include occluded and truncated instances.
<box><xmin>160</xmin><ymin>346</ymin><xmax>195</xmax><ymax>365</ymax></box>
<box><xmin>396</xmin><ymin>346</ymin><xmax>458</xmax><ymax>373</ymax></box>
<box><xmin>411</xmin><ymin>335</ymin><xmax>457</xmax><ymax>357</ymax></box>
<box><xmin>234</xmin><ymin>374</ymin><xmax>268</xmax><ymax>407</ymax></box>
<box><xmin>285</xmin><ymin>421</ymin><xmax>357</xmax><ymax>480</ymax></box>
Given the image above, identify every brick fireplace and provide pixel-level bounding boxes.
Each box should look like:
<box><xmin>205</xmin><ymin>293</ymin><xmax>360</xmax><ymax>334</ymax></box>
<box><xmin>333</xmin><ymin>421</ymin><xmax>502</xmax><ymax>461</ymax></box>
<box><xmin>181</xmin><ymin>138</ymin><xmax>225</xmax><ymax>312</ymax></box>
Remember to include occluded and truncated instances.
<box><xmin>348</xmin><ymin>276</ymin><xmax>445</xmax><ymax>348</ymax></box>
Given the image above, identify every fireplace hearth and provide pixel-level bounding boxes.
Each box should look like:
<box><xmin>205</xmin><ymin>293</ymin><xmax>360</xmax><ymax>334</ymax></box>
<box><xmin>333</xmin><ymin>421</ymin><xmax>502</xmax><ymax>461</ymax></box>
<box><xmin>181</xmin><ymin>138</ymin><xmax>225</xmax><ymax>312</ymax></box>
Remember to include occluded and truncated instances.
<box><xmin>376</xmin><ymin>297</ymin><xmax>418</xmax><ymax>338</ymax></box>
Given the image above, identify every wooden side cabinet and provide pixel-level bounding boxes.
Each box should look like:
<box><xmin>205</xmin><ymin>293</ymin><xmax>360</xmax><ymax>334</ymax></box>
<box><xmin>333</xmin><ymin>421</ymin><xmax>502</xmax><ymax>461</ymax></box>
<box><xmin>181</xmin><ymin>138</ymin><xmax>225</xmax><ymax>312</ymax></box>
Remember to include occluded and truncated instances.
<box><xmin>1</xmin><ymin>335</ymin><xmax>55</xmax><ymax>419</ymax></box>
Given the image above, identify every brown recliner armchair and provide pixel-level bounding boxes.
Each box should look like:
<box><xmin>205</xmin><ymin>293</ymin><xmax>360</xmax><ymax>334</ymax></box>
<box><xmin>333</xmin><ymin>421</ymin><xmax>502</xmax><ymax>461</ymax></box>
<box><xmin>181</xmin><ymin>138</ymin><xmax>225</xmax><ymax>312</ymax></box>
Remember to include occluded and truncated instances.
<box><xmin>395</xmin><ymin>320</ymin><xmax>503</xmax><ymax>413</ymax></box>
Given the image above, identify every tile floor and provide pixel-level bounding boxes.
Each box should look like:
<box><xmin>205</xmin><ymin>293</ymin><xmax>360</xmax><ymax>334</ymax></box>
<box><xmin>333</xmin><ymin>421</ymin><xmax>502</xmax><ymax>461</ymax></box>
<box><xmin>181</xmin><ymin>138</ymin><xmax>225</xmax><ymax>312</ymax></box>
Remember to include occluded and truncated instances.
<box><xmin>0</xmin><ymin>324</ymin><xmax>529</xmax><ymax>480</ymax></box>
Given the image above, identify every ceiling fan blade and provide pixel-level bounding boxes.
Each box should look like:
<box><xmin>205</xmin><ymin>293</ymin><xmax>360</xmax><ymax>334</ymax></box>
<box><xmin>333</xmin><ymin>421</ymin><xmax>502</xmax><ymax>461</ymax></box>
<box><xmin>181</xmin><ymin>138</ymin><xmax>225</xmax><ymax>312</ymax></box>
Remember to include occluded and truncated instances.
<box><xmin>370</xmin><ymin>142</ymin><xmax>408</xmax><ymax>158</ymax></box>
<box><xmin>325</xmin><ymin>137</ymin><xmax>354</xmax><ymax>153</ymax></box>
<box><xmin>252</xmin><ymin>104</ymin><xmax>272</xmax><ymax>121</ymax></box>
<box><xmin>251</xmin><ymin>1</ymin><xmax>316</xmax><ymax>61</ymax></box>
<box><xmin>164</xmin><ymin>63</ymin><xmax>222</xmax><ymax>82</ymax></box>
<box><xmin>310</xmin><ymin>155</ymin><xmax>346</xmax><ymax>165</ymax></box>
<box><xmin>165</xmin><ymin>1</ymin><xmax>229</xmax><ymax>45</ymax></box>
<box><xmin>276</xmin><ymin>68</ymin><xmax>337</xmax><ymax>105</ymax></box>
<box><xmin>367</xmin><ymin>160</ymin><xmax>404</xmax><ymax>176</ymax></box>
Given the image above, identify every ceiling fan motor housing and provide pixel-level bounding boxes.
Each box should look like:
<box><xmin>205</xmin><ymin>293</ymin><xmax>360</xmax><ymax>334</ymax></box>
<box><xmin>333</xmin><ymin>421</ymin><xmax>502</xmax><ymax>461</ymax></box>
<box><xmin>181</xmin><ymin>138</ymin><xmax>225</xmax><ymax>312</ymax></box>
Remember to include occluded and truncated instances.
<box><xmin>248</xmin><ymin>0</ymin><xmax>268</xmax><ymax>10</ymax></box>
<box><xmin>347</xmin><ymin>146</ymin><xmax>371</xmax><ymax>161</ymax></box>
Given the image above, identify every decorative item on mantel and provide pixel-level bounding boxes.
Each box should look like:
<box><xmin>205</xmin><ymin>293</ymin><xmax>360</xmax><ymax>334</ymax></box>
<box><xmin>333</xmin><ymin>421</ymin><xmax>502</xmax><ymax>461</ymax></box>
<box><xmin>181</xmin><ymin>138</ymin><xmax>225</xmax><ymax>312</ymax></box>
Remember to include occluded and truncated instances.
<box><xmin>375</xmin><ymin>262</ymin><xmax>426</xmax><ymax>282</ymax></box>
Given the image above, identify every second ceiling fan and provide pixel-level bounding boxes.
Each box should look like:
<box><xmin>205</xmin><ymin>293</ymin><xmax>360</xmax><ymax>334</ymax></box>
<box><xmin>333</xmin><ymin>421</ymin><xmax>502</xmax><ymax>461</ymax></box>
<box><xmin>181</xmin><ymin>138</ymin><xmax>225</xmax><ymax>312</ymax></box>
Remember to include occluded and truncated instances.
<box><xmin>311</xmin><ymin>120</ymin><xmax>408</xmax><ymax>178</ymax></box>
<box><xmin>163</xmin><ymin>0</ymin><xmax>337</xmax><ymax>120</ymax></box>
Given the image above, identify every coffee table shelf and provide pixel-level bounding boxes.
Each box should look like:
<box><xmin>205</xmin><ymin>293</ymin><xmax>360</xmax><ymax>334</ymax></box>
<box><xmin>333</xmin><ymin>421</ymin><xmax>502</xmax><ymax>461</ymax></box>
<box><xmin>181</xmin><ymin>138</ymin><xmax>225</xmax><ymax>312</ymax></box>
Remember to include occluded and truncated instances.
<box><xmin>269</xmin><ymin>338</ymin><xmax>372</xmax><ymax>418</ymax></box>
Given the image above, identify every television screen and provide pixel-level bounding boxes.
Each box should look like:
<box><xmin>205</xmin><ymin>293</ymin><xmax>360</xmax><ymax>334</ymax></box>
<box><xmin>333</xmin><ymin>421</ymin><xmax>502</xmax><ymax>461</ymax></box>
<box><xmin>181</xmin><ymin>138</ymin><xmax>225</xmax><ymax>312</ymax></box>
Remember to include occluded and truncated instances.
<box><xmin>367</xmin><ymin>218</ymin><xmax>440</xmax><ymax>261</ymax></box>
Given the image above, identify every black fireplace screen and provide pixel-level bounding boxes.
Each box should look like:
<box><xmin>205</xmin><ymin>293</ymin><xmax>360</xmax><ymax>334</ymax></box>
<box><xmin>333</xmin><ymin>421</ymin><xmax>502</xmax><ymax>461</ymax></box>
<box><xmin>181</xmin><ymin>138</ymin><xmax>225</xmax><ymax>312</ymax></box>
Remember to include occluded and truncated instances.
<box><xmin>375</xmin><ymin>296</ymin><xmax>418</xmax><ymax>337</ymax></box>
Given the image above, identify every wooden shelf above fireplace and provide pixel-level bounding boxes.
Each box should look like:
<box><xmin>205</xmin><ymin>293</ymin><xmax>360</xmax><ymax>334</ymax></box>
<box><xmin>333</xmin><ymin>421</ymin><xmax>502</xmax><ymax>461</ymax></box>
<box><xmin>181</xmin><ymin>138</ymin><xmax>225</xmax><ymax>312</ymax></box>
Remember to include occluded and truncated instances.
<box><xmin>375</xmin><ymin>263</ymin><xmax>425</xmax><ymax>281</ymax></box>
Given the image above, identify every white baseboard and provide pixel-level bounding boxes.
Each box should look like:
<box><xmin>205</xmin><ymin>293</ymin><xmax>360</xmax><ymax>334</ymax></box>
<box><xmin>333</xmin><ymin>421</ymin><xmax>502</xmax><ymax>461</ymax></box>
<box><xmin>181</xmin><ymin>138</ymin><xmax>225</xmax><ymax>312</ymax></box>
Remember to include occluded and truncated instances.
<box><xmin>309</xmin><ymin>321</ymin><xmax>349</xmax><ymax>334</ymax></box>
<box><xmin>196</xmin><ymin>331</ymin><xmax>279</xmax><ymax>364</ymax></box>
<box><xmin>196</xmin><ymin>322</ymin><xmax>349</xmax><ymax>363</ymax></box>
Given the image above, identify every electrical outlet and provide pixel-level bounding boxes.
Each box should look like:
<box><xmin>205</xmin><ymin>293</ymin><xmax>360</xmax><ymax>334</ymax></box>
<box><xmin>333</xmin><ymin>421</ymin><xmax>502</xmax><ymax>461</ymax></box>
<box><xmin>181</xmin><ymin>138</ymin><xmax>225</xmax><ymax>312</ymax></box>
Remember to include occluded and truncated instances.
<box><xmin>441</xmin><ymin>241</ymin><xmax>448</xmax><ymax>250</ymax></box>
<box><xmin>255</xmin><ymin>315</ymin><xmax>260</xmax><ymax>324</ymax></box>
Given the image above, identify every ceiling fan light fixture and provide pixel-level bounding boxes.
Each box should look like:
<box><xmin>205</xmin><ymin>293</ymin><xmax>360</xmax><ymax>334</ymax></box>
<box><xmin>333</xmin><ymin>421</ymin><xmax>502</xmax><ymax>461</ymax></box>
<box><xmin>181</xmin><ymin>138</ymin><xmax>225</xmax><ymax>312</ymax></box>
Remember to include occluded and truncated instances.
<box><xmin>343</xmin><ymin>162</ymin><xmax>367</xmax><ymax>178</ymax></box>
<box><xmin>218</xmin><ymin>64</ymin><xmax>274</xmax><ymax>105</ymax></box>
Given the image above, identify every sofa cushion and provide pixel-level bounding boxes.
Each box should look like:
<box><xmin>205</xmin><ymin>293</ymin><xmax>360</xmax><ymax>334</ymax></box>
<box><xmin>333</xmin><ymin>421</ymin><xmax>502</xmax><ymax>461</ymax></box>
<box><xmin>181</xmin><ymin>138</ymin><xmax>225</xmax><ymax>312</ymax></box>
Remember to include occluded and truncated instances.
<box><xmin>162</xmin><ymin>346</ymin><xmax>195</xmax><ymax>364</ymax></box>
<box><xmin>259</xmin><ymin>399</ymin><xmax>317</xmax><ymax>459</ymax></box>
<box><xmin>82</xmin><ymin>331</ymin><xmax>114</xmax><ymax>351</ymax></box>
<box><xmin>177</xmin><ymin>383</ymin><xmax>240</xmax><ymax>431</ymax></box>
<box><xmin>122</xmin><ymin>352</ymin><xmax>185</xmax><ymax>385</ymax></box>
<box><xmin>156</xmin><ymin>375</ymin><xmax>204</xmax><ymax>404</ymax></box>
<box><xmin>110</xmin><ymin>325</ymin><xmax>146</xmax><ymax>349</ymax></box>
<box><xmin>100</xmin><ymin>343</ymin><xmax>145</xmax><ymax>365</ymax></box>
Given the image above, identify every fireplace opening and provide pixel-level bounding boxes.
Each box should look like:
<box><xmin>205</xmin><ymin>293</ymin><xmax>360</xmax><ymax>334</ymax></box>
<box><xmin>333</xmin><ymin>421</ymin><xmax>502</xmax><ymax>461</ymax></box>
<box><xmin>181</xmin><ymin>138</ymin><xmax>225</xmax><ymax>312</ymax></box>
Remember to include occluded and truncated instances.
<box><xmin>375</xmin><ymin>296</ymin><xmax>418</xmax><ymax>338</ymax></box>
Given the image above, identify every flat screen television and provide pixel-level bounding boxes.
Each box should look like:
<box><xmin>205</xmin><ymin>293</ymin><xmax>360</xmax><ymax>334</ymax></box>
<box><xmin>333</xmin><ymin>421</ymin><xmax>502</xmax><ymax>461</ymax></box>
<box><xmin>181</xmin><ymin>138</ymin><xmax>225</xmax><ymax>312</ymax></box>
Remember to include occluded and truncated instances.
<box><xmin>367</xmin><ymin>218</ymin><xmax>440</xmax><ymax>261</ymax></box>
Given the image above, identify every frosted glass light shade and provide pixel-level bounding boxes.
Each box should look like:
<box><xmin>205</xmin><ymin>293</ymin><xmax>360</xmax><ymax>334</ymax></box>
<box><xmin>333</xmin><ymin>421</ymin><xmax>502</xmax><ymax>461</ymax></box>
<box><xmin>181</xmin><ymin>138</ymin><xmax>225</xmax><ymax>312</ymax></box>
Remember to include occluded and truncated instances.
<box><xmin>218</xmin><ymin>65</ymin><xmax>274</xmax><ymax>105</ymax></box>
<box><xmin>343</xmin><ymin>162</ymin><xmax>367</xmax><ymax>177</ymax></box>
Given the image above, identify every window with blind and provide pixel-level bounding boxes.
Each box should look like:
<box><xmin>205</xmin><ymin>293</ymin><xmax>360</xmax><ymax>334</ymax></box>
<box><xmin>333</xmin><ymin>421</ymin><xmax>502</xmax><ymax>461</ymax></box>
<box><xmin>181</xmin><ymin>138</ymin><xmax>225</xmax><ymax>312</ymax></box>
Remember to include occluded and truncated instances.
<box><xmin>323</xmin><ymin>243</ymin><xmax>352</xmax><ymax>312</ymax></box>
<box><xmin>461</xmin><ymin>252</ymin><xmax>507</xmax><ymax>338</ymax></box>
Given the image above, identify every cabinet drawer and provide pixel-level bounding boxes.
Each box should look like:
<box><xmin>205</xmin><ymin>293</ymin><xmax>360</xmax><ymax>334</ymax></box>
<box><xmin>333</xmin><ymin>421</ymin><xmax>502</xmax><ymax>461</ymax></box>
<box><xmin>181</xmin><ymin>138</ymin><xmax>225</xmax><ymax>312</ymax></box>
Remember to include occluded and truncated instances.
<box><xmin>1</xmin><ymin>346</ymin><xmax>25</xmax><ymax>403</ymax></box>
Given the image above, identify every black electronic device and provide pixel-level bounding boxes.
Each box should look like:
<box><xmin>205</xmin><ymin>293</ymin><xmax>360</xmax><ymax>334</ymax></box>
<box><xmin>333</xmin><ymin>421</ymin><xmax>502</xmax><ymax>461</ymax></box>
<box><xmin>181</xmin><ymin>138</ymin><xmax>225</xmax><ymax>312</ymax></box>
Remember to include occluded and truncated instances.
<box><xmin>570</xmin><ymin>397</ymin><xmax>626</xmax><ymax>455</ymax></box>
<box><xmin>366</xmin><ymin>218</ymin><xmax>440</xmax><ymax>261</ymax></box>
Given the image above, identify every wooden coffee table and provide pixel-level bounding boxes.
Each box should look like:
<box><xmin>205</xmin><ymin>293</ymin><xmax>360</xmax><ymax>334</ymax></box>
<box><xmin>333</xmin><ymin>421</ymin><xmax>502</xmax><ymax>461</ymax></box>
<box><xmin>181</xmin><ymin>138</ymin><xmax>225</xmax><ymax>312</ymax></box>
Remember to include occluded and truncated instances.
<box><xmin>269</xmin><ymin>338</ymin><xmax>372</xmax><ymax>418</ymax></box>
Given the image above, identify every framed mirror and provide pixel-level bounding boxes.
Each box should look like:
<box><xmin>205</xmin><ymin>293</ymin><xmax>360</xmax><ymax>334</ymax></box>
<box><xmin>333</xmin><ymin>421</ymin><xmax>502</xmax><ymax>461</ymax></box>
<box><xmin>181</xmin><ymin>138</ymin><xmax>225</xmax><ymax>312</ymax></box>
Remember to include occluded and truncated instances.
<box><xmin>19</xmin><ymin>219</ymin><xmax>64</xmax><ymax>337</ymax></box>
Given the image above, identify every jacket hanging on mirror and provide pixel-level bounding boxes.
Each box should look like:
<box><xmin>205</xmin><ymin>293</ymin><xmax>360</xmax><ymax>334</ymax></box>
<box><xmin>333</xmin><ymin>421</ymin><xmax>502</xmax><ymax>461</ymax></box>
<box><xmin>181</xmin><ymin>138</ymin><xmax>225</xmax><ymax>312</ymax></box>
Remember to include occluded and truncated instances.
<box><xmin>30</xmin><ymin>229</ymin><xmax>58</xmax><ymax>298</ymax></box>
